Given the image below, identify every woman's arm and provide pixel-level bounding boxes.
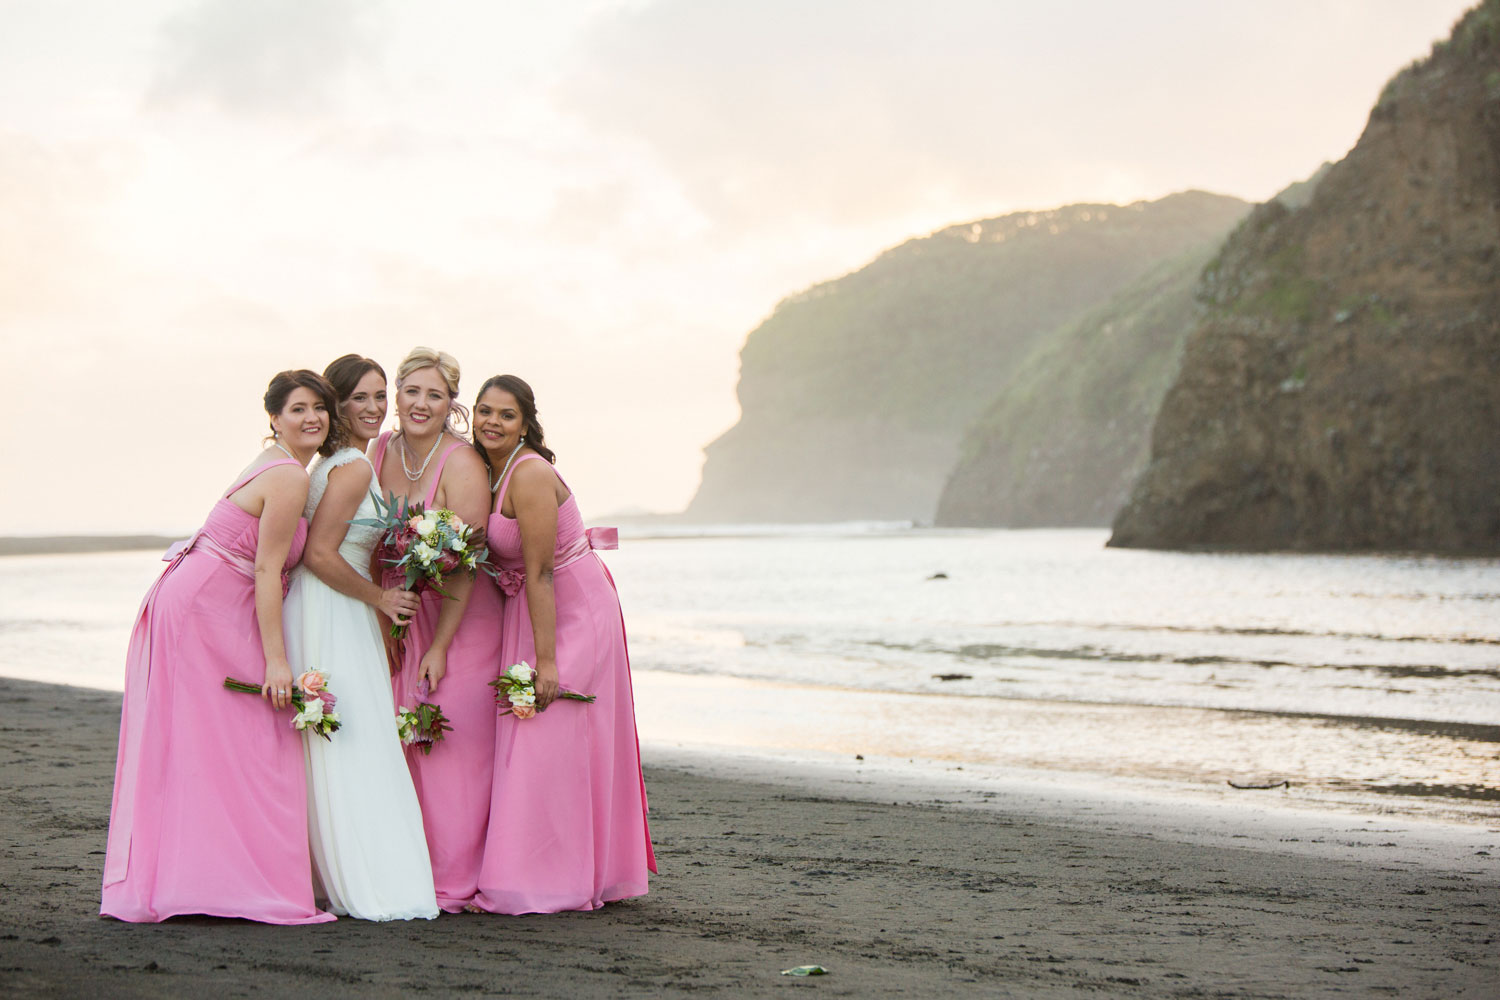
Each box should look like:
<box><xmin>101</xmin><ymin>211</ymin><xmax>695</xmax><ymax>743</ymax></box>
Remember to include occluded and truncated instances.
<box><xmin>511</xmin><ymin>460</ymin><xmax>560</xmax><ymax>709</ymax></box>
<box><xmin>416</xmin><ymin>444</ymin><xmax>490</xmax><ymax>694</ymax></box>
<box><xmin>251</xmin><ymin>465</ymin><xmax>309</xmax><ymax>710</ymax></box>
<box><xmin>304</xmin><ymin>459</ymin><xmax>420</xmax><ymax>626</ymax></box>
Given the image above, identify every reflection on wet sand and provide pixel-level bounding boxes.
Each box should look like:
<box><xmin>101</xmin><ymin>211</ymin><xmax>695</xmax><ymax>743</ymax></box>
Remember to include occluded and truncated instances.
<box><xmin>633</xmin><ymin>670</ymin><xmax>1500</xmax><ymax>824</ymax></box>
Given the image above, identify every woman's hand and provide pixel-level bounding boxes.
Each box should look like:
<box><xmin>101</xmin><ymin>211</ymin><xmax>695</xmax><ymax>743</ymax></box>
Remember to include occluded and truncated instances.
<box><xmin>417</xmin><ymin>647</ymin><xmax>448</xmax><ymax>695</ymax></box>
<box><xmin>378</xmin><ymin>587</ymin><xmax>421</xmax><ymax>626</ymax></box>
<box><xmin>262</xmin><ymin>656</ymin><xmax>295</xmax><ymax>710</ymax></box>
<box><xmin>534</xmin><ymin>658</ymin><xmax>560</xmax><ymax>710</ymax></box>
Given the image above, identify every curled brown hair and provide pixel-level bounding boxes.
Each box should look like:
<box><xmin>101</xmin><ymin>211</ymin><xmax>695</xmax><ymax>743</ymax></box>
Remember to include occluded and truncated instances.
<box><xmin>472</xmin><ymin>374</ymin><xmax>556</xmax><ymax>477</ymax></box>
<box><xmin>323</xmin><ymin>353</ymin><xmax>388</xmax><ymax>402</ymax></box>
<box><xmin>263</xmin><ymin>369</ymin><xmax>347</xmax><ymax>458</ymax></box>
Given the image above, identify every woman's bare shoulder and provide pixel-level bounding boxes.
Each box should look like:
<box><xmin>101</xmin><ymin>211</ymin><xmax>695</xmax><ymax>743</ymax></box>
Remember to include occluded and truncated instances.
<box><xmin>510</xmin><ymin>455</ymin><xmax>559</xmax><ymax>488</ymax></box>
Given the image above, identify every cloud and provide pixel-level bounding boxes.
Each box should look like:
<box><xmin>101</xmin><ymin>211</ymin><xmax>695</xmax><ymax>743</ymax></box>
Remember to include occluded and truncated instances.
<box><xmin>147</xmin><ymin>0</ymin><xmax>386</xmax><ymax>116</ymax></box>
<box><xmin>556</xmin><ymin>0</ymin><xmax>1477</xmax><ymax>229</ymax></box>
<box><xmin>0</xmin><ymin>133</ymin><xmax>127</xmax><ymax>320</ymax></box>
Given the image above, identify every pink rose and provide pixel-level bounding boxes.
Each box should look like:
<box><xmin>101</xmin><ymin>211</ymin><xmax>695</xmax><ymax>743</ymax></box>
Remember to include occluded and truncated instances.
<box><xmin>510</xmin><ymin>703</ymin><xmax>536</xmax><ymax>720</ymax></box>
<box><xmin>407</xmin><ymin>514</ymin><xmax>424</xmax><ymax>530</ymax></box>
<box><xmin>297</xmin><ymin>671</ymin><xmax>325</xmax><ymax>695</ymax></box>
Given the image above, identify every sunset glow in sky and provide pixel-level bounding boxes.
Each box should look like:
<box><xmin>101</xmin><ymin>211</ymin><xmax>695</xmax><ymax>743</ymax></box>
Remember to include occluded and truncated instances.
<box><xmin>0</xmin><ymin>0</ymin><xmax>1476</xmax><ymax>532</ymax></box>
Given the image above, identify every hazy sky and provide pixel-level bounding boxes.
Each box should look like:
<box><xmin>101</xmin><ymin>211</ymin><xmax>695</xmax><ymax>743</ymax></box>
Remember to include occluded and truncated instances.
<box><xmin>0</xmin><ymin>0</ymin><xmax>1476</xmax><ymax>532</ymax></box>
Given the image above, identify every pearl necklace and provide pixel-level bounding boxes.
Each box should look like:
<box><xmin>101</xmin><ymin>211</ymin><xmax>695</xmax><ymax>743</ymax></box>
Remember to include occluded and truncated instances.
<box><xmin>399</xmin><ymin>429</ymin><xmax>446</xmax><ymax>482</ymax></box>
<box><xmin>489</xmin><ymin>439</ymin><xmax>527</xmax><ymax>494</ymax></box>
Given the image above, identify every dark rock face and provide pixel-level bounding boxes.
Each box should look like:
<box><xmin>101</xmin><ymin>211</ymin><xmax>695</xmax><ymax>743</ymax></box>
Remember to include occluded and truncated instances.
<box><xmin>684</xmin><ymin>191</ymin><xmax>1250</xmax><ymax>523</ymax></box>
<box><xmin>1110</xmin><ymin>2</ymin><xmax>1500</xmax><ymax>554</ymax></box>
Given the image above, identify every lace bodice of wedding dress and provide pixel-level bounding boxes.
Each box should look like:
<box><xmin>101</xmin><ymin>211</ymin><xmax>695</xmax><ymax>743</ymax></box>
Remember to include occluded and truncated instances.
<box><xmin>307</xmin><ymin>448</ymin><xmax>383</xmax><ymax>573</ymax></box>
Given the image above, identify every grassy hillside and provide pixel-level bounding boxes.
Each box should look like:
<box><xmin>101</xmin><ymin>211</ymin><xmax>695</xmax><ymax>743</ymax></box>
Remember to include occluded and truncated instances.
<box><xmin>934</xmin><ymin>243</ymin><xmax>1225</xmax><ymax>526</ymax></box>
<box><xmin>686</xmin><ymin>191</ymin><xmax>1249</xmax><ymax>522</ymax></box>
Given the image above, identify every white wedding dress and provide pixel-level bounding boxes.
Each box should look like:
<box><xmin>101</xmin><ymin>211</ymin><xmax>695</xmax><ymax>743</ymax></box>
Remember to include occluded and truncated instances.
<box><xmin>283</xmin><ymin>447</ymin><xmax>438</xmax><ymax>921</ymax></box>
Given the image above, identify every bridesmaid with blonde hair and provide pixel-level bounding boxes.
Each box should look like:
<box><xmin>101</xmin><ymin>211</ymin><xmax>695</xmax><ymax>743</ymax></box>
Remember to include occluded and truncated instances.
<box><xmin>370</xmin><ymin>346</ymin><xmax>502</xmax><ymax>913</ymax></box>
<box><xmin>102</xmin><ymin>370</ymin><xmax>340</xmax><ymax>924</ymax></box>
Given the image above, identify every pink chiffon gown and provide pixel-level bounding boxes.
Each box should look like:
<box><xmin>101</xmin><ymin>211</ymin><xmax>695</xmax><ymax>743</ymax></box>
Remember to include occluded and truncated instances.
<box><xmin>373</xmin><ymin>433</ymin><xmax>503</xmax><ymax>912</ymax></box>
<box><xmin>101</xmin><ymin>459</ymin><xmax>334</xmax><ymax>924</ymax></box>
<box><xmin>474</xmin><ymin>454</ymin><xmax>656</xmax><ymax>914</ymax></box>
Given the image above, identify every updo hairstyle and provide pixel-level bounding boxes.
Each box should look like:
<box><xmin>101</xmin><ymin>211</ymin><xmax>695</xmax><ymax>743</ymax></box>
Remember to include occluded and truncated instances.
<box><xmin>323</xmin><ymin>353</ymin><xmax>388</xmax><ymax>402</ymax></box>
<box><xmin>396</xmin><ymin>346</ymin><xmax>468</xmax><ymax>434</ymax></box>
<box><xmin>263</xmin><ymin>369</ymin><xmax>346</xmax><ymax>458</ymax></box>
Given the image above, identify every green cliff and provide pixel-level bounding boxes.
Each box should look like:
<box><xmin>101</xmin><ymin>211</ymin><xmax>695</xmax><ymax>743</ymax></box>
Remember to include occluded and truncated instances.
<box><xmin>933</xmin><ymin>242</ymin><xmax>1230</xmax><ymax>526</ymax></box>
<box><xmin>685</xmin><ymin>191</ymin><xmax>1251</xmax><ymax>522</ymax></box>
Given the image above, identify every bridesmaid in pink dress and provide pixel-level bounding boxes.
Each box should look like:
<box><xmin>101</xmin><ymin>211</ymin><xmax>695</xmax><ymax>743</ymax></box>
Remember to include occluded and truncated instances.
<box><xmin>101</xmin><ymin>370</ymin><xmax>343</xmax><ymax>924</ymax></box>
<box><xmin>371</xmin><ymin>346</ymin><xmax>501</xmax><ymax>912</ymax></box>
<box><xmin>470</xmin><ymin>375</ymin><xmax>655</xmax><ymax>914</ymax></box>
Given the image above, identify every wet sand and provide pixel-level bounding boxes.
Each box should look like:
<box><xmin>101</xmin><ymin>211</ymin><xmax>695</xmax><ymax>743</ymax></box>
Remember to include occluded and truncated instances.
<box><xmin>2</xmin><ymin>676</ymin><xmax>1496</xmax><ymax>998</ymax></box>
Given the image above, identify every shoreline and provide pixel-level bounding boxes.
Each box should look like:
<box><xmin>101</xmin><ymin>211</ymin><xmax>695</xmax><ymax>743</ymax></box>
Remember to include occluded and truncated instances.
<box><xmin>0</xmin><ymin>535</ymin><xmax>180</xmax><ymax>557</ymax></box>
<box><xmin>2</xmin><ymin>676</ymin><xmax>1497</xmax><ymax>998</ymax></box>
<box><xmin>6</xmin><ymin>661</ymin><xmax>1497</xmax><ymax>828</ymax></box>
<box><xmin>626</xmin><ymin>671</ymin><xmax>1500</xmax><ymax>828</ymax></box>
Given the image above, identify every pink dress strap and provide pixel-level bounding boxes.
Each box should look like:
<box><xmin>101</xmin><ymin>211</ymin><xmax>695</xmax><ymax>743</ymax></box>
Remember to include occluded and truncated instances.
<box><xmin>223</xmin><ymin>457</ymin><xmax>306</xmax><ymax>497</ymax></box>
<box><xmin>424</xmin><ymin>440</ymin><xmax>469</xmax><ymax>507</ymax></box>
<box><xmin>494</xmin><ymin>453</ymin><xmax>553</xmax><ymax>513</ymax></box>
<box><xmin>371</xmin><ymin>431</ymin><xmax>393</xmax><ymax>480</ymax></box>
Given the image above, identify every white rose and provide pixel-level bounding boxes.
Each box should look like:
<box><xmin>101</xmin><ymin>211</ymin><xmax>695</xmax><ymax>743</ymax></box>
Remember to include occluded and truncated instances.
<box><xmin>507</xmin><ymin>661</ymin><xmax>534</xmax><ymax>682</ymax></box>
<box><xmin>415</xmin><ymin>516</ymin><xmax>438</xmax><ymax>538</ymax></box>
<box><xmin>293</xmin><ymin>698</ymin><xmax>325</xmax><ymax>730</ymax></box>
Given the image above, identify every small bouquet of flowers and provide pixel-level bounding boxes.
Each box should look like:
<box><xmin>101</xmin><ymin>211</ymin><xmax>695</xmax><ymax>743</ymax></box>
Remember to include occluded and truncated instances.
<box><xmin>489</xmin><ymin>661</ymin><xmax>595</xmax><ymax>719</ymax></box>
<box><xmin>353</xmin><ymin>492</ymin><xmax>490</xmax><ymax>639</ymax></box>
<box><xmin>224</xmin><ymin>669</ymin><xmax>342</xmax><ymax>741</ymax></box>
<box><xmin>396</xmin><ymin>682</ymin><xmax>453</xmax><ymax>754</ymax></box>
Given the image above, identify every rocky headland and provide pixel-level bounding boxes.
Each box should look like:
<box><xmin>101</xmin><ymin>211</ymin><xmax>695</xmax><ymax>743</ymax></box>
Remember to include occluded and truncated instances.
<box><xmin>685</xmin><ymin>191</ymin><xmax>1249</xmax><ymax>523</ymax></box>
<box><xmin>933</xmin><ymin>170</ymin><xmax>1339</xmax><ymax>528</ymax></box>
<box><xmin>1110</xmin><ymin>1</ymin><xmax>1500</xmax><ymax>553</ymax></box>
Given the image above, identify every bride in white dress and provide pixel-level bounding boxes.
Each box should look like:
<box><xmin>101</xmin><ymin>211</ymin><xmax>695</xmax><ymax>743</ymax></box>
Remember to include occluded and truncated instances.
<box><xmin>282</xmin><ymin>357</ymin><xmax>438</xmax><ymax>921</ymax></box>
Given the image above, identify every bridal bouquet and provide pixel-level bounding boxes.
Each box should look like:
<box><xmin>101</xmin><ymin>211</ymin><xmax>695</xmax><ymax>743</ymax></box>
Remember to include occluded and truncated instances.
<box><xmin>353</xmin><ymin>492</ymin><xmax>489</xmax><ymax>639</ymax></box>
<box><xmin>489</xmin><ymin>661</ymin><xmax>595</xmax><ymax>719</ymax></box>
<box><xmin>224</xmin><ymin>669</ymin><xmax>342</xmax><ymax>741</ymax></box>
<box><xmin>396</xmin><ymin>683</ymin><xmax>453</xmax><ymax>754</ymax></box>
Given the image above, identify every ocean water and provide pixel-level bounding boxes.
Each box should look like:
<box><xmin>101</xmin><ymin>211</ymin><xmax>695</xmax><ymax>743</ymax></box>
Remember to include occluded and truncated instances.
<box><xmin>2</xmin><ymin>527</ymin><xmax>1497</xmax><ymax>822</ymax></box>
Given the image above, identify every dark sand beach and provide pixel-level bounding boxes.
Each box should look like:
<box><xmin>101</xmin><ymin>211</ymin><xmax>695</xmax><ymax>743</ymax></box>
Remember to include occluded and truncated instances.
<box><xmin>2</xmin><ymin>676</ymin><xmax>1496</xmax><ymax>998</ymax></box>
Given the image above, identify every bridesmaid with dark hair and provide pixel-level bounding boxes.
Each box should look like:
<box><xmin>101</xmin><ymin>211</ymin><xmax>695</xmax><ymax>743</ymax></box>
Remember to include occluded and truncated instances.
<box><xmin>285</xmin><ymin>354</ymin><xmax>436</xmax><ymax>921</ymax></box>
<box><xmin>470</xmin><ymin>374</ymin><xmax>655</xmax><ymax>914</ymax></box>
<box><xmin>102</xmin><ymin>370</ymin><xmax>341</xmax><ymax>924</ymax></box>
